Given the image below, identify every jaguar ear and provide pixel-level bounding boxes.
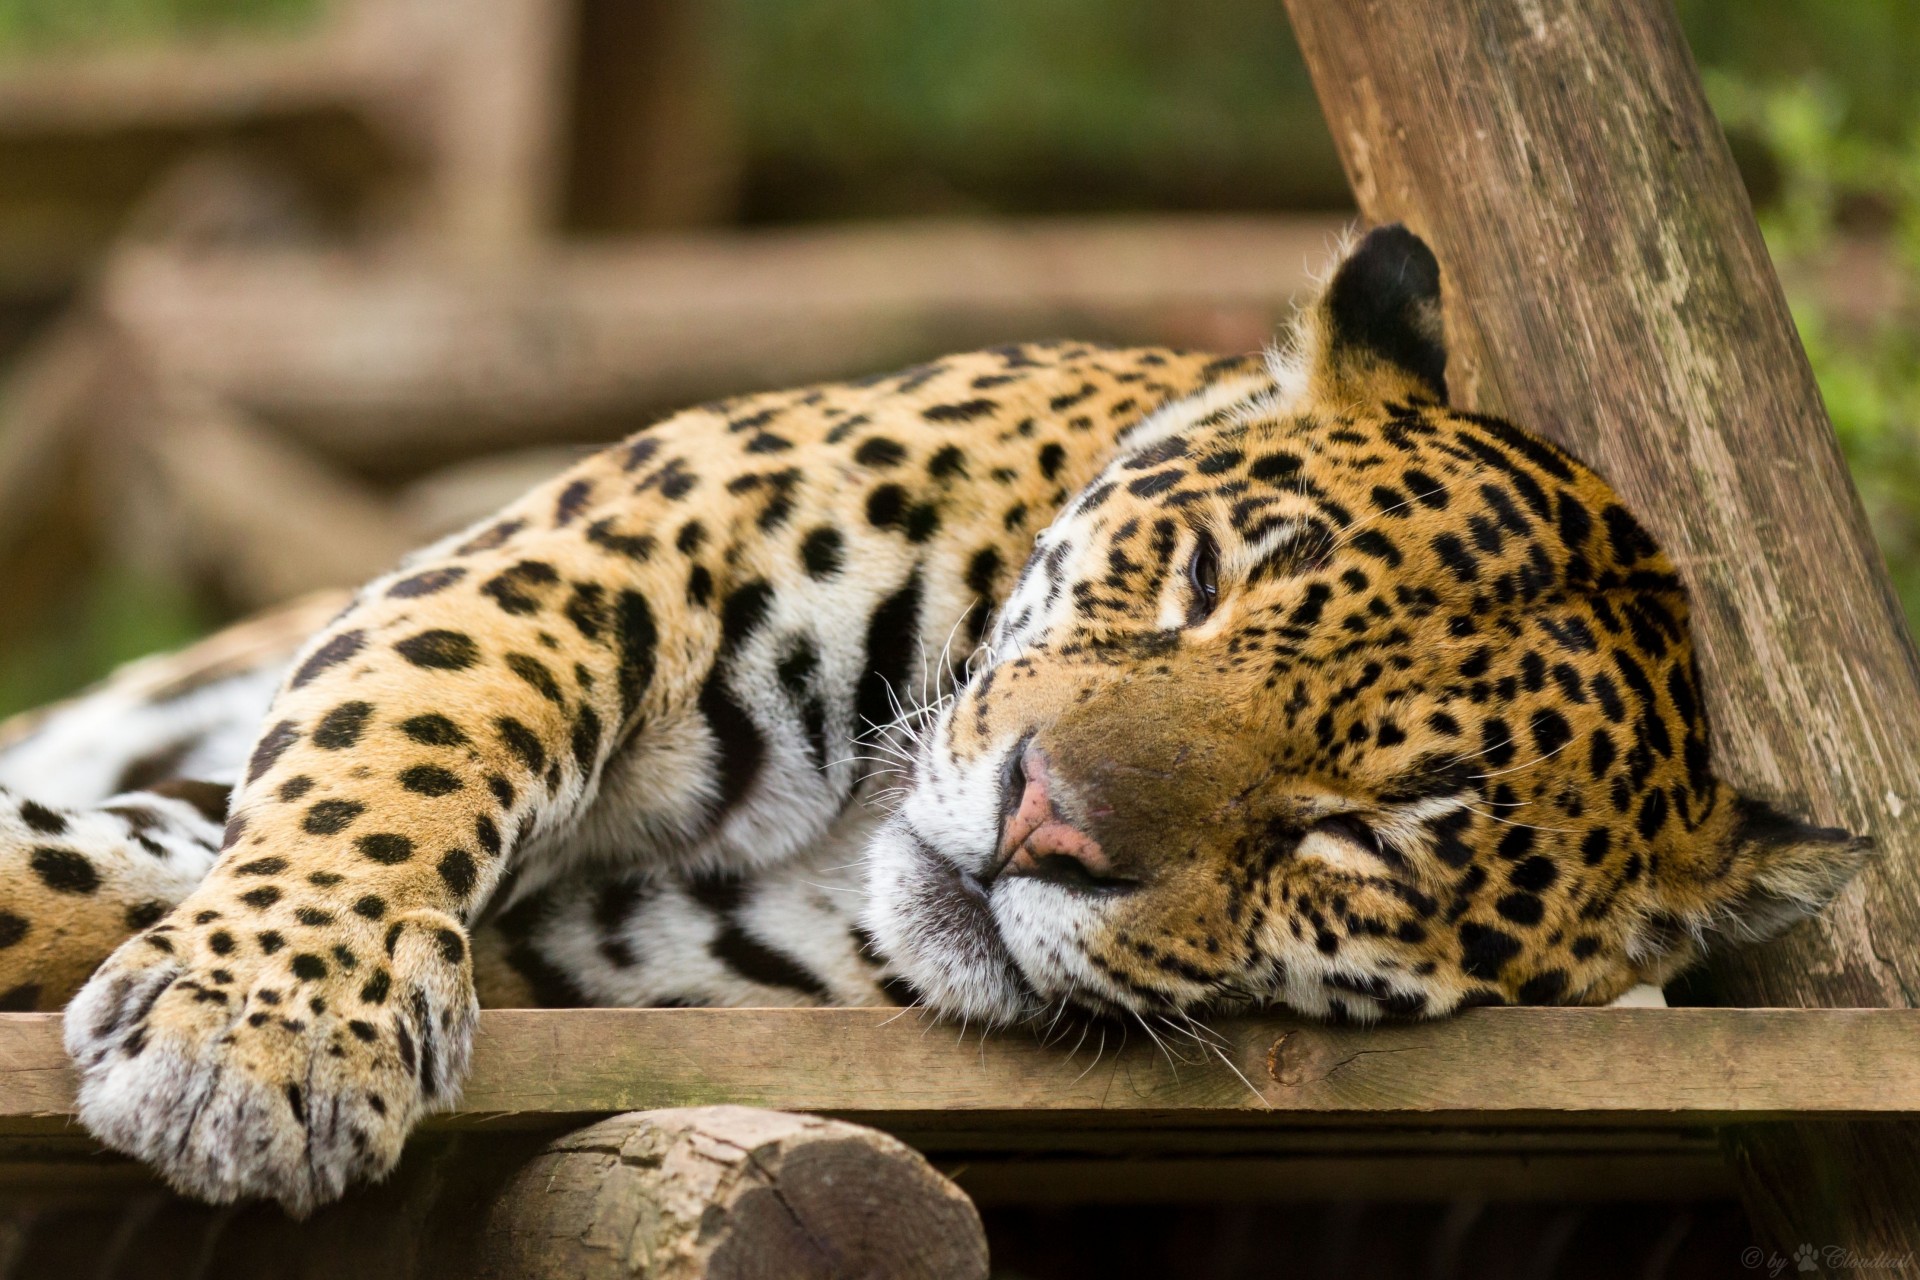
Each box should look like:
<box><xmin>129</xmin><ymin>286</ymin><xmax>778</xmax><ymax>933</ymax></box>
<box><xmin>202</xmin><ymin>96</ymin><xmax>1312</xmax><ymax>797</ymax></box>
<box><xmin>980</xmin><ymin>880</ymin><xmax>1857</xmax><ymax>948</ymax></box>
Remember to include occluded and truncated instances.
<box><xmin>1296</xmin><ymin>223</ymin><xmax>1448</xmax><ymax>406</ymax></box>
<box><xmin>1693</xmin><ymin>796</ymin><xmax>1873</xmax><ymax>946</ymax></box>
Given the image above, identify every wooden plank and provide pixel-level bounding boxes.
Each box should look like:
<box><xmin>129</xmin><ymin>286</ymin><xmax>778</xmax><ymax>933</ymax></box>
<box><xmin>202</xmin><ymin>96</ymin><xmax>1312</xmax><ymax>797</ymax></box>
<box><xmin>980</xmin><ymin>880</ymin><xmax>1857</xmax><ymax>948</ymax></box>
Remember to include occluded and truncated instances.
<box><xmin>98</xmin><ymin>215</ymin><xmax>1343</xmax><ymax>472</ymax></box>
<box><xmin>1283</xmin><ymin>0</ymin><xmax>1920</xmax><ymax>1254</ymax></box>
<box><xmin>8</xmin><ymin>1008</ymin><xmax>1920</xmax><ymax>1135</ymax></box>
<box><xmin>949</xmin><ymin>1151</ymin><xmax>1735</xmax><ymax>1205</ymax></box>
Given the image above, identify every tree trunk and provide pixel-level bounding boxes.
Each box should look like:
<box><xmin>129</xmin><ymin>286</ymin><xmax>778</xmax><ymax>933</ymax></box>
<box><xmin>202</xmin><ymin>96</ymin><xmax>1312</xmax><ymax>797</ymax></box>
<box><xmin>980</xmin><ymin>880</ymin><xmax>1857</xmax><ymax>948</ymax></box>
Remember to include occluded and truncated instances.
<box><xmin>471</xmin><ymin>1107</ymin><xmax>989</xmax><ymax>1280</ymax></box>
<box><xmin>1283</xmin><ymin>0</ymin><xmax>1920</xmax><ymax>1253</ymax></box>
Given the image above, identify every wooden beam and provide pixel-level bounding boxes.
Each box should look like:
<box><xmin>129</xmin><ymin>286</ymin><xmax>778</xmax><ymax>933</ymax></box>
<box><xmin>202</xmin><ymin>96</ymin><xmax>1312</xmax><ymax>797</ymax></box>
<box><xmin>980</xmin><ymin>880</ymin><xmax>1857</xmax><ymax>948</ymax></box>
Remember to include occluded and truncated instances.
<box><xmin>97</xmin><ymin>216</ymin><xmax>1342</xmax><ymax>474</ymax></box>
<box><xmin>1282</xmin><ymin>0</ymin><xmax>1920</xmax><ymax>1253</ymax></box>
<box><xmin>7</xmin><ymin>1008</ymin><xmax>1920</xmax><ymax>1135</ymax></box>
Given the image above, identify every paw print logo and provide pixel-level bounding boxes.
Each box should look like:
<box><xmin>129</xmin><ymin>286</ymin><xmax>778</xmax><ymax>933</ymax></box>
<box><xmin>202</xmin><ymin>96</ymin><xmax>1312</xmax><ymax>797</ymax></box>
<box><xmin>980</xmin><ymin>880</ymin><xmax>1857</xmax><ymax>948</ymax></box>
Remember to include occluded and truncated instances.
<box><xmin>1794</xmin><ymin>1243</ymin><xmax>1819</xmax><ymax>1273</ymax></box>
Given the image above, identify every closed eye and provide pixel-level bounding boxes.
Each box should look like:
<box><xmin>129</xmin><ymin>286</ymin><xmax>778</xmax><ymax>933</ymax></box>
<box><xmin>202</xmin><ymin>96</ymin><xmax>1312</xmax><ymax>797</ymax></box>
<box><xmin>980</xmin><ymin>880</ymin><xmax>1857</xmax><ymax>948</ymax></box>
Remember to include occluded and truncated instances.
<box><xmin>1302</xmin><ymin>814</ymin><xmax>1409</xmax><ymax>873</ymax></box>
<box><xmin>1185</xmin><ymin>530</ymin><xmax>1220</xmax><ymax>625</ymax></box>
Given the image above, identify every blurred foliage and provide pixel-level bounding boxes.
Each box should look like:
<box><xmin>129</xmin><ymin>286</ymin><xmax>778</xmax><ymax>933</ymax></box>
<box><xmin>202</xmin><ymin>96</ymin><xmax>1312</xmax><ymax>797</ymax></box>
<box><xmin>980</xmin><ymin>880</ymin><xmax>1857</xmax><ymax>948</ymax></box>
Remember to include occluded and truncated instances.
<box><xmin>1707</xmin><ymin>71</ymin><xmax>1920</xmax><ymax>621</ymax></box>
<box><xmin>716</xmin><ymin>0</ymin><xmax>1349</xmax><ymax>218</ymax></box>
<box><xmin>0</xmin><ymin>0</ymin><xmax>315</xmax><ymax>50</ymax></box>
<box><xmin>0</xmin><ymin>566</ymin><xmax>207</xmax><ymax>720</ymax></box>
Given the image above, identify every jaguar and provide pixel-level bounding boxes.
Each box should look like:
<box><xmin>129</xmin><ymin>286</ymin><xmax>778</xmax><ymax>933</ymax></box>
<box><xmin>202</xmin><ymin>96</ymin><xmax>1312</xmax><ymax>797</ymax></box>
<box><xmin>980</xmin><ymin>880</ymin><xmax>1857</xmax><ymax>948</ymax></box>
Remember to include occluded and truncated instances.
<box><xmin>0</xmin><ymin>226</ymin><xmax>1864</xmax><ymax>1213</ymax></box>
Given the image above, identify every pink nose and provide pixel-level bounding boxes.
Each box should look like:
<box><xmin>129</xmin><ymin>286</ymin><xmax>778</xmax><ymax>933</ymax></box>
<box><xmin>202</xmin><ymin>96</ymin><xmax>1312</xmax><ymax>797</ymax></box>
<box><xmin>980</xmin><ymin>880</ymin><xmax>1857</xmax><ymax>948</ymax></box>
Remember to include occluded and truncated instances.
<box><xmin>995</xmin><ymin>744</ymin><xmax>1113</xmax><ymax>881</ymax></box>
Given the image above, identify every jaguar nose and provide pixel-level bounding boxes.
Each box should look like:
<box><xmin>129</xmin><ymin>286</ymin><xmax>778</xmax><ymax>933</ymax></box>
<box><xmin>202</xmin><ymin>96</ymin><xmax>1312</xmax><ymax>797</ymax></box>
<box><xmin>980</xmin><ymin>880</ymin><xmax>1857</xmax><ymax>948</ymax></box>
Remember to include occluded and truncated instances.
<box><xmin>987</xmin><ymin>742</ymin><xmax>1116</xmax><ymax>887</ymax></box>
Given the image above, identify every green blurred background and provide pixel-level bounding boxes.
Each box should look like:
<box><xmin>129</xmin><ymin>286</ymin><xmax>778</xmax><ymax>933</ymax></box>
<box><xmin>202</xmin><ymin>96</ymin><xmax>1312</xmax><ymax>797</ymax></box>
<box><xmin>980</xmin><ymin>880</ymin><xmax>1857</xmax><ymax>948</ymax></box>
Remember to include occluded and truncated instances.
<box><xmin>1</xmin><ymin>0</ymin><xmax>1915</xmax><ymax>717</ymax></box>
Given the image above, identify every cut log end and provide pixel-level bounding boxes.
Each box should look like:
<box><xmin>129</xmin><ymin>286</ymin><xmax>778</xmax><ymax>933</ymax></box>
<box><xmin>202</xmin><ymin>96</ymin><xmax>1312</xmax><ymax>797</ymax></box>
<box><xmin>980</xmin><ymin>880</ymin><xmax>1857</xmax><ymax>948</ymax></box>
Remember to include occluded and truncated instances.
<box><xmin>474</xmin><ymin>1106</ymin><xmax>988</xmax><ymax>1280</ymax></box>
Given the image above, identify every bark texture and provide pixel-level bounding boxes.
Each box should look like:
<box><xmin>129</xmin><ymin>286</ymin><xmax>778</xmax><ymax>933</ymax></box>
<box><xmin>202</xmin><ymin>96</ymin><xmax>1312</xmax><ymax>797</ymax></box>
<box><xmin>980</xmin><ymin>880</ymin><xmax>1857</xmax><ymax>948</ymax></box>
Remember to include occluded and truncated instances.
<box><xmin>472</xmin><ymin>1107</ymin><xmax>988</xmax><ymax>1280</ymax></box>
<box><xmin>1283</xmin><ymin>0</ymin><xmax>1920</xmax><ymax>1251</ymax></box>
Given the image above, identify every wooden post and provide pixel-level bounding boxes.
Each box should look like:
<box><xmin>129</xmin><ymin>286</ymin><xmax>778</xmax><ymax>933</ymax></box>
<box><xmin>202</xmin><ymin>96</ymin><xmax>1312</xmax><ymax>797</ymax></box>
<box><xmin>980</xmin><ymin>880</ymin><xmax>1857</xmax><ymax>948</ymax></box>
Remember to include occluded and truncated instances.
<box><xmin>471</xmin><ymin>1108</ymin><xmax>988</xmax><ymax>1280</ymax></box>
<box><xmin>1282</xmin><ymin>0</ymin><xmax>1920</xmax><ymax>1252</ymax></box>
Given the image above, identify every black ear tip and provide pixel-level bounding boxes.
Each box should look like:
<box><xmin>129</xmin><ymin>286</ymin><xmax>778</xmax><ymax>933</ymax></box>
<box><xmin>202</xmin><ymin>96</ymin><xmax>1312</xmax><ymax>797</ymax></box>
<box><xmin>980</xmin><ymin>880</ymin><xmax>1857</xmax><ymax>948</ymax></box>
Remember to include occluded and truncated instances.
<box><xmin>1732</xmin><ymin>795</ymin><xmax>1862</xmax><ymax>849</ymax></box>
<box><xmin>1321</xmin><ymin>223</ymin><xmax>1447</xmax><ymax>400</ymax></box>
<box><xmin>1341</xmin><ymin>224</ymin><xmax>1441</xmax><ymax>301</ymax></box>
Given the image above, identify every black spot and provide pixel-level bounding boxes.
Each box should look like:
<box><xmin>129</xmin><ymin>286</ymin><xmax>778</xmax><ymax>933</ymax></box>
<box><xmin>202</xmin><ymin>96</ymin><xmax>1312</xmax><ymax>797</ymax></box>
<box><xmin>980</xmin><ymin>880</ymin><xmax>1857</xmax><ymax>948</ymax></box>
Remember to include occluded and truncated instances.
<box><xmin>1403</xmin><ymin>469</ymin><xmax>1448</xmax><ymax>508</ymax></box>
<box><xmin>586</xmin><ymin>518</ymin><xmax>656</xmax><ymax>561</ymax></box>
<box><xmin>496</xmin><ymin>718</ymin><xmax>546</xmax><ymax>773</ymax></box>
<box><xmin>482</xmin><ymin>560</ymin><xmax>559</xmax><ymax>615</ymax></box>
<box><xmin>400</xmin><ymin>765</ymin><xmax>463</xmax><ymax>797</ymax></box>
<box><xmin>438</xmin><ymin>849</ymin><xmax>477</xmax><ymax>898</ymax></box>
<box><xmin>1530</xmin><ymin>708</ymin><xmax>1573</xmax><ymax>757</ymax></box>
<box><xmin>1431</xmin><ymin>533</ymin><xmax>1478</xmax><ymax>582</ymax></box>
<box><xmin>616</xmin><ymin>590</ymin><xmax>658</xmax><ymax>719</ymax></box>
<box><xmin>240</xmin><ymin>886</ymin><xmax>282</xmax><ymax>909</ymax></box>
<box><xmin>855</xmin><ymin>438</ymin><xmax>906</xmax><ymax>468</ymax></box>
<box><xmin>475</xmin><ymin>814</ymin><xmax>502</xmax><ymax>856</ymax></box>
<box><xmin>923</xmin><ymin>399</ymin><xmax>997</xmax><ymax>423</ymax></box>
<box><xmin>1480</xmin><ymin>719</ymin><xmax>1516</xmax><ymax>769</ymax></box>
<box><xmin>353</xmin><ymin>895</ymin><xmax>387</xmax><ymax>920</ymax></box>
<box><xmin>1581</xmin><ymin>827</ymin><xmax>1611</xmax><ymax>865</ymax></box>
<box><xmin>1509</xmin><ymin>856</ymin><xmax>1559</xmax><ymax>892</ymax></box>
<box><xmin>247</xmin><ymin>720</ymin><xmax>300</xmax><ymax>784</ymax></box>
<box><xmin>855</xmin><ymin>572</ymin><xmax>922</xmax><ymax>770</ymax></box>
<box><xmin>356</xmin><ymin>834</ymin><xmax>415</xmax><ymax>864</ymax></box>
<box><xmin>18</xmin><ymin>801</ymin><xmax>66</xmax><ymax>836</ymax></box>
<box><xmin>235</xmin><ymin>856</ymin><xmax>287</xmax><ymax>876</ymax></box>
<box><xmin>866</xmin><ymin>484</ymin><xmax>906</xmax><ymax>529</ymax></box>
<box><xmin>0</xmin><ymin>914</ymin><xmax>27</xmax><ymax>948</ymax></box>
<box><xmin>801</xmin><ymin>527</ymin><xmax>844</xmax><ymax>578</ymax></box>
<box><xmin>278</xmin><ymin>776</ymin><xmax>314</xmax><ymax>802</ymax></box>
<box><xmin>291</xmin><ymin>630</ymin><xmax>366</xmax><ymax>688</ymax></box>
<box><xmin>506</xmin><ymin>653</ymin><xmax>565</xmax><ymax>704</ymax></box>
<box><xmin>1126</xmin><ymin>469</ymin><xmax>1182</xmax><ymax>498</ymax></box>
<box><xmin>1637</xmin><ymin>787</ymin><xmax>1671</xmax><ymax>840</ymax></box>
<box><xmin>903</xmin><ymin>503</ymin><xmax>941</xmax><ymax>542</ymax></box>
<box><xmin>303</xmin><ymin>799</ymin><xmax>364</xmax><ymax>835</ymax></box>
<box><xmin>1603</xmin><ymin>504</ymin><xmax>1659</xmax><ymax>565</ymax></box>
<box><xmin>388</xmin><ymin>567</ymin><xmax>466</xmax><ymax>599</ymax></box>
<box><xmin>571</xmin><ymin>706</ymin><xmax>603</xmax><ymax>775</ymax></box>
<box><xmin>1350</xmin><ymin>529</ymin><xmax>1402</xmax><ymax>568</ymax></box>
<box><xmin>1250</xmin><ymin>452</ymin><xmax>1303</xmax><ymax>484</ymax></box>
<box><xmin>720</xmin><ymin>580</ymin><xmax>775</xmax><ymax>649</ymax></box>
<box><xmin>699</xmin><ymin>673</ymin><xmax>763</xmax><ymax>818</ymax></box>
<box><xmin>1459</xmin><ymin>922</ymin><xmax>1523</xmax><ymax>980</ymax></box>
<box><xmin>395</xmin><ymin>629</ymin><xmax>479</xmax><ymax>670</ymax></box>
<box><xmin>0</xmin><ymin>985</ymin><xmax>39</xmax><ymax>1012</ymax></box>
<box><xmin>1516</xmin><ymin>970</ymin><xmax>1569</xmax><ymax>1004</ymax></box>
<box><xmin>291</xmin><ymin>954</ymin><xmax>328</xmax><ymax>981</ymax></box>
<box><xmin>711</xmin><ymin>923</ymin><xmax>830</xmax><ymax>998</ymax></box>
<box><xmin>928</xmin><ymin>445</ymin><xmax>967</xmax><ymax>479</ymax></box>
<box><xmin>966</xmin><ymin>547</ymin><xmax>1002</xmax><ymax>598</ymax></box>
<box><xmin>313</xmin><ymin>701</ymin><xmax>373</xmax><ymax>750</ymax></box>
<box><xmin>1495</xmin><ymin>893</ymin><xmax>1545</xmax><ymax>926</ymax></box>
<box><xmin>401</xmin><ymin>714</ymin><xmax>468</xmax><ymax>747</ymax></box>
<box><xmin>435</xmin><ymin>928</ymin><xmax>466</xmax><ymax>965</ymax></box>
<box><xmin>124</xmin><ymin>903</ymin><xmax>167</xmax><ymax>931</ymax></box>
<box><xmin>29</xmin><ymin>847</ymin><xmax>98</xmax><ymax>894</ymax></box>
<box><xmin>554</xmin><ymin>478</ymin><xmax>593</xmax><ymax>526</ymax></box>
<box><xmin>458</xmin><ymin>518</ymin><xmax>525</xmax><ymax>554</ymax></box>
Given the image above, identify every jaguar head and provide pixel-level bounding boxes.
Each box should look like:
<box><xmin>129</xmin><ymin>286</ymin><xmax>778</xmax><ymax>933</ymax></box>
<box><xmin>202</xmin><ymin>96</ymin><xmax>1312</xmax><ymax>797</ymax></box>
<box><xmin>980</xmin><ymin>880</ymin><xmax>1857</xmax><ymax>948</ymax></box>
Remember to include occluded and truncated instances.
<box><xmin>863</xmin><ymin>226</ymin><xmax>1869</xmax><ymax>1025</ymax></box>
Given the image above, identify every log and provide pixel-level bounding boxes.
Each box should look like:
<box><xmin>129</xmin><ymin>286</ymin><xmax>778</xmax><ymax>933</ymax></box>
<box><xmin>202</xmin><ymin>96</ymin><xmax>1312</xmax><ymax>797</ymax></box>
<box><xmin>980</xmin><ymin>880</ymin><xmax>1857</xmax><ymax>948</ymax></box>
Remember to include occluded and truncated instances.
<box><xmin>471</xmin><ymin>1108</ymin><xmax>987</xmax><ymax>1280</ymax></box>
<box><xmin>1283</xmin><ymin>0</ymin><xmax>1920</xmax><ymax>1253</ymax></box>
<box><xmin>96</xmin><ymin>215</ymin><xmax>1341</xmax><ymax>475</ymax></box>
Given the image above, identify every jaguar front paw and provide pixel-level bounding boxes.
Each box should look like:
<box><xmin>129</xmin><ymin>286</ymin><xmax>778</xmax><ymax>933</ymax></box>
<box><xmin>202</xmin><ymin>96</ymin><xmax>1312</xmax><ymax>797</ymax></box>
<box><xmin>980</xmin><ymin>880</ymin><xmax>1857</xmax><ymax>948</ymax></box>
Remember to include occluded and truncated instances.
<box><xmin>64</xmin><ymin>905</ymin><xmax>476</xmax><ymax>1215</ymax></box>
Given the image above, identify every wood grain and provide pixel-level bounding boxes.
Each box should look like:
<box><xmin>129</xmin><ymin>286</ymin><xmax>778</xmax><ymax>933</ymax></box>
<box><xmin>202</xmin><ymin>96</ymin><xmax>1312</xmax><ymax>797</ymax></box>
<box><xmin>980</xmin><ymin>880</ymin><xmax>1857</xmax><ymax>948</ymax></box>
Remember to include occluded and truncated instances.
<box><xmin>1282</xmin><ymin>0</ymin><xmax>1920</xmax><ymax>1251</ymax></box>
<box><xmin>7</xmin><ymin>1008</ymin><xmax>1920</xmax><ymax>1135</ymax></box>
<box><xmin>472</xmin><ymin>1108</ymin><xmax>987</xmax><ymax>1280</ymax></box>
<box><xmin>97</xmin><ymin>216</ymin><xmax>1341</xmax><ymax>473</ymax></box>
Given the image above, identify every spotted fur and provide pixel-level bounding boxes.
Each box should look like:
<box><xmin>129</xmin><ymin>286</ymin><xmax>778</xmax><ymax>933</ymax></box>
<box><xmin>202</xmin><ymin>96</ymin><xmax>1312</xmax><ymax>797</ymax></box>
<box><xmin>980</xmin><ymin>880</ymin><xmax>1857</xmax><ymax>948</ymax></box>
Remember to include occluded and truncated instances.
<box><xmin>0</xmin><ymin>226</ymin><xmax>1861</xmax><ymax>1214</ymax></box>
